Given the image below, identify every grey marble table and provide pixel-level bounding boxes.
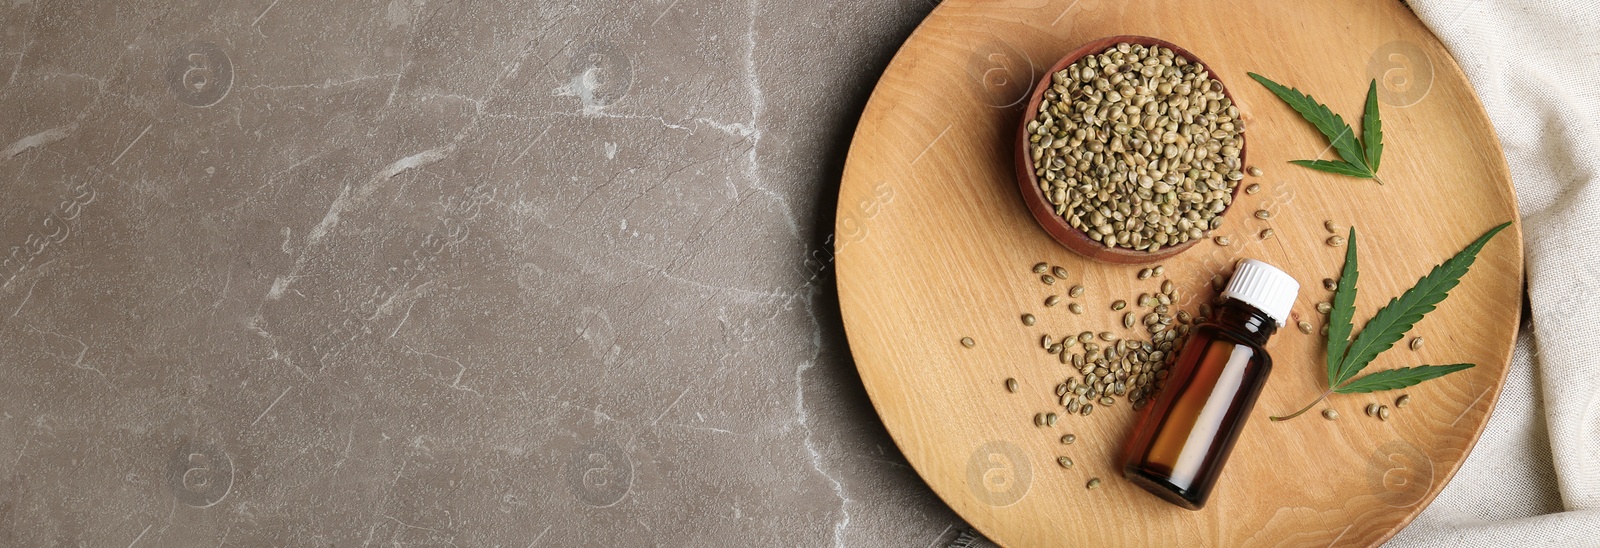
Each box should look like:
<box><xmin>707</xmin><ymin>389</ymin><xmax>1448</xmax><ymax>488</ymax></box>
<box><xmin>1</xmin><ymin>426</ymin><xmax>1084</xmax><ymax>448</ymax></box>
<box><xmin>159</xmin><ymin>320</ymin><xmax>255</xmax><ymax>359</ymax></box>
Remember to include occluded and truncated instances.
<box><xmin>0</xmin><ymin>0</ymin><xmax>985</xmax><ymax>545</ymax></box>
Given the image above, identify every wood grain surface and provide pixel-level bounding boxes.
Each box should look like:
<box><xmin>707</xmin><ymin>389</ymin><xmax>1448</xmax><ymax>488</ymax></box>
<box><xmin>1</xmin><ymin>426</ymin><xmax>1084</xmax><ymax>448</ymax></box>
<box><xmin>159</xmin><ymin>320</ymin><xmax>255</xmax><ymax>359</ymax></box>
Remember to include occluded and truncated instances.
<box><xmin>835</xmin><ymin>1</ymin><xmax>1523</xmax><ymax>546</ymax></box>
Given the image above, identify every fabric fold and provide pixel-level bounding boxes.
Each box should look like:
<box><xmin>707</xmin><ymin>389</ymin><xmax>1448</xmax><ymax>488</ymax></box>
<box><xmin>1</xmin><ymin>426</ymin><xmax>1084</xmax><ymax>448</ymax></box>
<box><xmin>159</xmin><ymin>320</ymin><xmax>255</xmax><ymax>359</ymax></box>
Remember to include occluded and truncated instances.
<box><xmin>1390</xmin><ymin>0</ymin><xmax>1600</xmax><ymax>544</ymax></box>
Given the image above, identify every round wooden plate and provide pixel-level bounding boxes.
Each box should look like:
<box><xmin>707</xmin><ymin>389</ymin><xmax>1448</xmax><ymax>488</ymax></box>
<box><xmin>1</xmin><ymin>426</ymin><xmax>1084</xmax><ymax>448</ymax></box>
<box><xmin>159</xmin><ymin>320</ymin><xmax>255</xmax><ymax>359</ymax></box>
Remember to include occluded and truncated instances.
<box><xmin>836</xmin><ymin>1</ymin><xmax>1523</xmax><ymax>546</ymax></box>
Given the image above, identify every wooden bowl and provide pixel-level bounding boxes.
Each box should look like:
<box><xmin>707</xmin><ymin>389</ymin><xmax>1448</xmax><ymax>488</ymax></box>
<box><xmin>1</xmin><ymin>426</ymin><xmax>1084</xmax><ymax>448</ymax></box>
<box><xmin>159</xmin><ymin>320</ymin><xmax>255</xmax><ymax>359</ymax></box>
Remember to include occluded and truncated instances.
<box><xmin>1015</xmin><ymin>35</ymin><xmax>1246</xmax><ymax>265</ymax></box>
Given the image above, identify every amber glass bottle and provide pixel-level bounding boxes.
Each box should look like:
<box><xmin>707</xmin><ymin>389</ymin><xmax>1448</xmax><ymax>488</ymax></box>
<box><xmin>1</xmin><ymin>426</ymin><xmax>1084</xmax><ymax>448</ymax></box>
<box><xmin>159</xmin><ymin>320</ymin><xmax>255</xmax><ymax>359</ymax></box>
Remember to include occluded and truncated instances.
<box><xmin>1122</xmin><ymin>259</ymin><xmax>1299</xmax><ymax>510</ymax></box>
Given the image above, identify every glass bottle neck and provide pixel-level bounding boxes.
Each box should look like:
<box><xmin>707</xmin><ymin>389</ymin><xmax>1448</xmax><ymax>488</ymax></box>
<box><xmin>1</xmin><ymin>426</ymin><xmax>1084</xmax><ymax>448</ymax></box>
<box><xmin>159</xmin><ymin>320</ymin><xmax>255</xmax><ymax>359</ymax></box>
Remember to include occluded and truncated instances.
<box><xmin>1210</xmin><ymin>298</ymin><xmax>1278</xmax><ymax>346</ymax></box>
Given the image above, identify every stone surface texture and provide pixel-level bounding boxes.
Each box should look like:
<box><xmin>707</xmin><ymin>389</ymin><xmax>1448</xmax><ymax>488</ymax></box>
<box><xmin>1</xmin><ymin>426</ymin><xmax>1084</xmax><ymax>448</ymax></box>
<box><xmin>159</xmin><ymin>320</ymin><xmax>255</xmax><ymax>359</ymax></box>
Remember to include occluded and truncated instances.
<box><xmin>0</xmin><ymin>0</ymin><xmax>962</xmax><ymax>545</ymax></box>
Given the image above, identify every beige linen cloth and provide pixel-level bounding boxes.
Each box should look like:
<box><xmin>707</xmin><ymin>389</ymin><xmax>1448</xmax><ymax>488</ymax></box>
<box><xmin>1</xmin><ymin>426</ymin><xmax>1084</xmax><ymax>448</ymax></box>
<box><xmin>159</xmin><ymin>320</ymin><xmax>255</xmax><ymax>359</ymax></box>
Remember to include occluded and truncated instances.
<box><xmin>1385</xmin><ymin>0</ymin><xmax>1600</xmax><ymax>545</ymax></box>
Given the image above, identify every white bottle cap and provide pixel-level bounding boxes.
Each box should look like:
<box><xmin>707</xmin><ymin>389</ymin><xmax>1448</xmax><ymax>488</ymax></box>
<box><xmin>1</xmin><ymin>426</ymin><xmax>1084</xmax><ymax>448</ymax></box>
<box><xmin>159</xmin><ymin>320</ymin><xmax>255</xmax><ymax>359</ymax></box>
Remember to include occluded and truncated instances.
<box><xmin>1220</xmin><ymin>259</ymin><xmax>1300</xmax><ymax>327</ymax></box>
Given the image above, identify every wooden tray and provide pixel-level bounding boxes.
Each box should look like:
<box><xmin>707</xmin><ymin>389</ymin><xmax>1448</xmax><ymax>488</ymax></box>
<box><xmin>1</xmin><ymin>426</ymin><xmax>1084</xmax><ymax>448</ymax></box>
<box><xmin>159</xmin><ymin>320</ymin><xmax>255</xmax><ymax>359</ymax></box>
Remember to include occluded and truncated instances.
<box><xmin>835</xmin><ymin>1</ymin><xmax>1523</xmax><ymax>546</ymax></box>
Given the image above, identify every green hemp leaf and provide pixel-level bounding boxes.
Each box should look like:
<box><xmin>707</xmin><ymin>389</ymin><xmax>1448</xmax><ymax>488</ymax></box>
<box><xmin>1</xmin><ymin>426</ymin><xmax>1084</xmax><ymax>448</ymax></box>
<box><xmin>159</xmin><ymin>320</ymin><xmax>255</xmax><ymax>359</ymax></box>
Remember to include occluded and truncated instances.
<box><xmin>1250</xmin><ymin>74</ymin><xmax>1386</xmax><ymax>184</ymax></box>
<box><xmin>1271</xmin><ymin>221</ymin><xmax>1511</xmax><ymax>421</ymax></box>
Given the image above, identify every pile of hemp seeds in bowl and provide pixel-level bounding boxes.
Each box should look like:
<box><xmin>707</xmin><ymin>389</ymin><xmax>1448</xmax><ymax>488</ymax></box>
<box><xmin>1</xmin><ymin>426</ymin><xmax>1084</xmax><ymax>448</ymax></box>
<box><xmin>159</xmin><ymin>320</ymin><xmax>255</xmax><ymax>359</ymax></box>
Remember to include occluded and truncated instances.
<box><xmin>1025</xmin><ymin>41</ymin><xmax>1245</xmax><ymax>252</ymax></box>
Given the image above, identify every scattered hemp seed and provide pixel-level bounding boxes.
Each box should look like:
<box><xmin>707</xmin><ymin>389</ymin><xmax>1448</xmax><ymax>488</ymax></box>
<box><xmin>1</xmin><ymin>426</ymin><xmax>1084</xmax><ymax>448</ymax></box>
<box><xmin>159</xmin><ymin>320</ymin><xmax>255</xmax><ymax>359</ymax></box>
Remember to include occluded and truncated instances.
<box><xmin>1061</xmin><ymin>434</ymin><xmax>1077</xmax><ymax>445</ymax></box>
<box><xmin>1245</xmin><ymin>183</ymin><xmax>1262</xmax><ymax>195</ymax></box>
<box><xmin>1323</xmin><ymin>278</ymin><xmax>1338</xmax><ymax>291</ymax></box>
<box><xmin>1214</xmin><ymin>235</ymin><xmax>1231</xmax><ymax>246</ymax></box>
<box><xmin>1086</xmin><ymin>478</ymin><xmax>1102</xmax><ymax>490</ymax></box>
<box><xmin>1396</xmin><ymin>394</ymin><xmax>1411</xmax><ymax>408</ymax></box>
<box><xmin>1409</xmin><ymin>337</ymin><xmax>1424</xmax><ymax>351</ymax></box>
<box><xmin>1052</xmin><ymin>266</ymin><xmax>1070</xmax><ymax>279</ymax></box>
<box><xmin>1069</xmin><ymin>285</ymin><xmax>1085</xmax><ymax>298</ymax></box>
<box><xmin>1022</xmin><ymin>313</ymin><xmax>1037</xmax><ymax>326</ymax></box>
<box><xmin>1327</xmin><ymin>235</ymin><xmax>1346</xmax><ymax>247</ymax></box>
<box><xmin>1322</xmin><ymin>408</ymin><xmax>1339</xmax><ymax>420</ymax></box>
<box><xmin>1316</xmin><ymin>302</ymin><xmax>1333</xmax><ymax>314</ymax></box>
<box><xmin>1254</xmin><ymin>209</ymin><xmax>1272</xmax><ymax>220</ymax></box>
<box><xmin>1011</xmin><ymin>260</ymin><xmax>1193</xmax><ymax>431</ymax></box>
<box><xmin>1247</xmin><ymin>166</ymin><xmax>1264</xmax><ymax>177</ymax></box>
<box><xmin>1057</xmin><ymin>456</ymin><xmax>1074</xmax><ymax>468</ymax></box>
<box><xmin>1045</xmin><ymin>295</ymin><xmax>1061</xmax><ymax>307</ymax></box>
<box><xmin>1138</xmin><ymin>267</ymin><xmax>1153</xmax><ymax>280</ymax></box>
<box><xmin>1033</xmin><ymin>262</ymin><xmax>1049</xmax><ymax>274</ymax></box>
<box><xmin>1297</xmin><ymin>321</ymin><xmax>1313</xmax><ymax>334</ymax></box>
<box><xmin>1041</xmin><ymin>274</ymin><xmax>1057</xmax><ymax>285</ymax></box>
<box><xmin>1260</xmin><ymin>228</ymin><xmax>1275</xmax><ymax>240</ymax></box>
<box><xmin>1324</xmin><ymin>220</ymin><xmax>1342</xmax><ymax>233</ymax></box>
<box><xmin>1378</xmin><ymin>405</ymin><xmax>1391</xmax><ymax>421</ymax></box>
<box><xmin>1365</xmin><ymin>403</ymin><xmax>1379</xmax><ymax>416</ymax></box>
<box><xmin>960</xmin><ymin>337</ymin><xmax>976</xmax><ymax>348</ymax></box>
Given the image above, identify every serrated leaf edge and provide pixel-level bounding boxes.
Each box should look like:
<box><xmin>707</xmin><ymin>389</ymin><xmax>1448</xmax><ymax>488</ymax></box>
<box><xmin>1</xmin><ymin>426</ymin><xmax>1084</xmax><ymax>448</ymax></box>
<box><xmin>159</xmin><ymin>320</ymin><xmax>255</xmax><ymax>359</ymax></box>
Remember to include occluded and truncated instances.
<box><xmin>1290</xmin><ymin>159</ymin><xmax>1375</xmax><ymax>178</ymax></box>
<box><xmin>1248</xmin><ymin>73</ymin><xmax>1370</xmax><ymax>170</ymax></box>
<box><xmin>1362</xmin><ymin>79</ymin><xmax>1384</xmax><ymax>173</ymax></box>
<box><xmin>1335</xmin><ymin>222</ymin><xmax>1512</xmax><ymax>385</ymax></box>
<box><xmin>1326</xmin><ymin>227</ymin><xmax>1359</xmax><ymax>388</ymax></box>
<box><xmin>1335</xmin><ymin>364</ymin><xmax>1475</xmax><ymax>394</ymax></box>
